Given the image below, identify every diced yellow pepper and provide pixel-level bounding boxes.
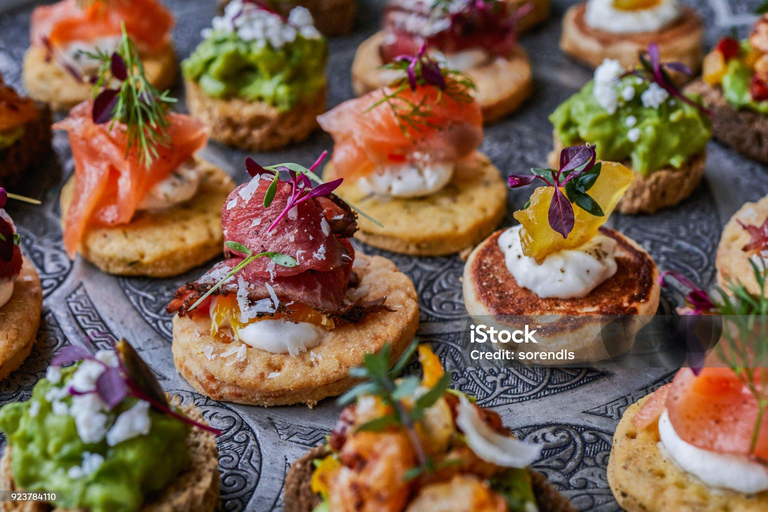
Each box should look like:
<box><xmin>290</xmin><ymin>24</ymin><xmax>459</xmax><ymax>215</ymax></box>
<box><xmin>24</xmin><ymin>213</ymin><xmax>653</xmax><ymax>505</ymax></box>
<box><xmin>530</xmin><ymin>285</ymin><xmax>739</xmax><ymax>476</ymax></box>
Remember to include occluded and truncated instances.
<box><xmin>613</xmin><ymin>0</ymin><xmax>659</xmax><ymax>10</ymax></box>
<box><xmin>703</xmin><ymin>51</ymin><xmax>727</xmax><ymax>86</ymax></box>
<box><xmin>418</xmin><ymin>345</ymin><xmax>444</xmax><ymax>387</ymax></box>
<box><xmin>311</xmin><ymin>455</ymin><xmax>341</xmax><ymax>498</ymax></box>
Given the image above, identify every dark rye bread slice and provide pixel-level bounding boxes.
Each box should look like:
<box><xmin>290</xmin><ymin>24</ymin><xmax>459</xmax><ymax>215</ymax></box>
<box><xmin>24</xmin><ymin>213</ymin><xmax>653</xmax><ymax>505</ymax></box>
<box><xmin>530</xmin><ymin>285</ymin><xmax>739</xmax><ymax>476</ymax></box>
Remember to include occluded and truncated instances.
<box><xmin>685</xmin><ymin>78</ymin><xmax>768</xmax><ymax>164</ymax></box>
<box><xmin>0</xmin><ymin>397</ymin><xmax>220</xmax><ymax>512</ymax></box>
<box><xmin>217</xmin><ymin>0</ymin><xmax>356</xmax><ymax>36</ymax></box>
<box><xmin>0</xmin><ymin>102</ymin><xmax>52</xmax><ymax>189</ymax></box>
<box><xmin>284</xmin><ymin>445</ymin><xmax>577</xmax><ymax>512</ymax></box>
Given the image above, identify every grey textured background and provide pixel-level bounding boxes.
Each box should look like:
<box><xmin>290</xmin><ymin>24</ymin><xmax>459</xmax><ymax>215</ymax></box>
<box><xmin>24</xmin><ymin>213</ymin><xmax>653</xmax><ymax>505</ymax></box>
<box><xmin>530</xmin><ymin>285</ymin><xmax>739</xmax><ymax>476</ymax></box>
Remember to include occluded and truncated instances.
<box><xmin>0</xmin><ymin>0</ymin><xmax>766</xmax><ymax>510</ymax></box>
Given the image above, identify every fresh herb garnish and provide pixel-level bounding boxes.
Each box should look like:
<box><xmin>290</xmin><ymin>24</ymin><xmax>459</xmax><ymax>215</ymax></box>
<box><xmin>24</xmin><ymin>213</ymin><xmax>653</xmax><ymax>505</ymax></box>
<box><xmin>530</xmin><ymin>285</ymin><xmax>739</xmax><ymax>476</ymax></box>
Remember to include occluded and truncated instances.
<box><xmin>507</xmin><ymin>144</ymin><xmax>603</xmax><ymax>238</ymax></box>
<box><xmin>757</xmin><ymin>1</ymin><xmax>768</xmax><ymax>14</ymax></box>
<box><xmin>660</xmin><ymin>260</ymin><xmax>768</xmax><ymax>454</ymax></box>
<box><xmin>247</xmin><ymin>152</ymin><xmax>384</xmax><ymax>228</ymax></box>
<box><xmin>624</xmin><ymin>43</ymin><xmax>711</xmax><ymax>116</ymax></box>
<box><xmin>83</xmin><ymin>24</ymin><xmax>177</xmax><ymax>165</ymax></box>
<box><xmin>371</xmin><ymin>44</ymin><xmax>476</xmax><ymax>136</ymax></box>
<box><xmin>52</xmin><ymin>340</ymin><xmax>222</xmax><ymax>435</ymax></box>
<box><xmin>337</xmin><ymin>341</ymin><xmax>453</xmax><ymax>481</ymax></box>
<box><xmin>187</xmin><ymin>242</ymin><xmax>298</xmax><ymax>312</ymax></box>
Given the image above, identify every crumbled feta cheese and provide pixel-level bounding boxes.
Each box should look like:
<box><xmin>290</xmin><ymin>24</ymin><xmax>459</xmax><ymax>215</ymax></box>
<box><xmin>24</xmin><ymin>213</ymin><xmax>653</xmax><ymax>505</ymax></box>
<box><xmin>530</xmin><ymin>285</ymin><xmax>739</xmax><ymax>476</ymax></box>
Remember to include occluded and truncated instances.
<box><xmin>52</xmin><ymin>401</ymin><xmax>70</xmax><ymax>416</ymax></box>
<box><xmin>625</xmin><ymin>115</ymin><xmax>637</xmax><ymax>127</ymax></box>
<box><xmin>68</xmin><ymin>452</ymin><xmax>105</xmax><ymax>479</ymax></box>
<box><xmin>29</xmin><ymin>401</ymin><xmax>40</xmax><ymax>418</ymax></box>
<box><xmin>46</xmin><ymin>366</ymin><xmax>62</xmax><ymax>384</ymax></box>
<box><xmin>592</xmin><ymin>59</ymin><xmax>624</xmax><ymax>114</ymax></box>
<box><xmin>107</xmin><ymin>400</ymin><xmax>151</xmax><ymax>446</ymax></box>
<box><xmin>203</xmin><ymin>346</ymin><xmax>217</xmax><ymax>361</ymax></box>
<box><xmin>627</xmin><ymin>128</ymin><xmax>641</xmax><ymax>142</ymax></box>
<box><xmin>95</xmin><ymin>349</ymin><xmax>118</xmax><ymax>368</ymax></box>
<box><xmin>204</xmin><ymin>1</ymin><xmax>321</xmax><ymax>47</ymax></box>
<box><xmin>641</xmin><ymin>82</ymin><xmax>670</xmax><ymax>109</ymax></box>
<box><xmin>314</xmin><ymin>245</ymin><xmax>326</xmax><ymax>261</ymax></box>
<box><xmin>72</xmin><ymin>394</ymin><xmax>109</xmax><ymax>444</ymax></box>
<box><xmin>621</xmin><ymin>85</ymin><xmax>635</xmax><ymax>101</ymax></box>
<box><xmin>69</xmin><ymin>360</ymin><xmax>107</xmax><ymax>394</ymax></box>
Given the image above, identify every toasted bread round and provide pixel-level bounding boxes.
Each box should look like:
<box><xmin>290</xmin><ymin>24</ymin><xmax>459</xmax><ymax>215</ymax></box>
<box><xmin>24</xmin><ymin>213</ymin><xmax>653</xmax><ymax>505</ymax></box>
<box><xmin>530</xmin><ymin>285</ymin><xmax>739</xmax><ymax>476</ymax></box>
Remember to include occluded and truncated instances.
<box><xmin>351</xmin><ymin>32</ymin><xmax>532</xmax><ymax>123</ymax></box>
<box><xmin>184</xmin><ymin>78</ymin><xmax>326</xmax><ymax>152</ymax></box>
<box><xmin>463</xmin><ymin>227</ymin><xmax>660</xmax><ymax>363</ymax></box>
<box><xmin>716</xmin><ymin>196</ymin><xmax>768</xmax><ymax>297</ymax></box>
<box><xmin>22</xmin><ymin>45</ymin><xmax>177</xmax><ymax>112</ymax></box>
<box><xmin>607</xmin><ymin>394</ymin><xmax>768</xmax><ymax>511</ymax></box>
<box><xmin>217</xmin><ymin>0</ymin><xmax>356</xmax><ymax>36</ymax></box>
<box><xmin>171</xmin><ymin>253</ymin><xmax>419</xmax><ymax>407</ymax></box>
<box><xmin>685</xmin><ymin>78</ymin><xmax>768</xmax><ymax>164</ymax></box>
<box><xmin>549</xmin><ymin>136</ymin><xmax>706</xmax><ymax>214</ymax></box>
<box><xmin>560</xmin><ymin>4</ymin><xmax>703</xmax><ymax>73</ymax></box>
<box><xmin>0</xmin><ymin>397</ymin><xmax>220</xmax><ymax>512</ymax></box>
<box><xmin>0</xmin><ymin>102</ymin><xmax>52</xmax><ymax>189</ymax></box>
<box><xmin>0</xmin><ymin>258</ymin><xmax>42</xmax><ymax>381</ymax></box>
<box><xmin>284</xmin><ymin>445</ymin><xmax>576</xmax><ymax>512</ymax></box>
<box><xmin>323</xmin><ymin>153</ymin><xmax>507</xmax><ymax>257</ymax></box>
<box><xmin>59</xmin><ymin>159</ymin><xmax>234</xmax><ymax>278</ymax></box>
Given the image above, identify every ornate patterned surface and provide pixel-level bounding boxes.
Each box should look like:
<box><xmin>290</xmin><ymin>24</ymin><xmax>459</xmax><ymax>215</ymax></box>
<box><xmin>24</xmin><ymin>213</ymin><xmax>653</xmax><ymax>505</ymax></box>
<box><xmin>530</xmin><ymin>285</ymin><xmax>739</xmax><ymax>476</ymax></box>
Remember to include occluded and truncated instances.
<box><xmin>0</xmin><ymin>0</ymin><xmax>765</xmax><ymax>510</ymax></box>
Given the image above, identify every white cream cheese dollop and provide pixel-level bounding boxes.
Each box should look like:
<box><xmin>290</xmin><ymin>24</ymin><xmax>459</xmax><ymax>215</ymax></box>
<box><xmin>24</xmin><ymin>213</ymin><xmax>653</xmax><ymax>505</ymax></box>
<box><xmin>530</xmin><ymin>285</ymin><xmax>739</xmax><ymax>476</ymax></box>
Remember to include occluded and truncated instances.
<box><xmin>58</xmin><ymin>36</ymin><xmax>122</xmax><ymax>76</ymax></box>
<box><xmin>236</xmin><ymin>319</ymin><xmax>324</xmax><ymax>357</ymax></box>
<box><xmin>658</xmin><ymin>410</ymin><xmax>768</xmax><ymax>494</ymax></box>
<box><xmin>498</xmin><ymin>225</ymin><xmax>618</xmax><ymax>299</ymax></box>
<box><xmin>139</xmin><ymin>159</ymin><xmax>202</xmax><ymax>212</ymax></box>
<box><xmin>357</xmin><ymin>162</ymin><xmax>454</xmax><ymax>198</ymax></box>
<box><xmin>585</xmin><ymin>0</ymin><xmax>681</xmax><ymax>34</ymax></box>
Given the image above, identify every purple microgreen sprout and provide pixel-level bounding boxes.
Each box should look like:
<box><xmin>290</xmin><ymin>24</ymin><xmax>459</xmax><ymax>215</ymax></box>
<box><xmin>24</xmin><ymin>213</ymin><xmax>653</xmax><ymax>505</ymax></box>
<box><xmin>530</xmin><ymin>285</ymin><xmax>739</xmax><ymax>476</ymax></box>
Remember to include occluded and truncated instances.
<box><xmin>187</xmin><ymin>241</ymin><xmax>297</xmax><ymax>312</ymax></box>
<box><xmin>507</xmin><ymin>144</ymin><xmax>604</xmax><ymax>239</ymax></box>
<box><xmin>51</xmin><ymin>342</ymin><xmax>223</xmax><ymax>436</ymax></box>
<box><xmin>623</xmin><ymin>43</ymin><xmax>711</xmax><ymax>116</ymax></box>
<box><xmin>395</xmin><ymin>44</ymin><xmax>447</xmax><ymax>92</ymax></box>
<box><xmin>658</xmin><ymin>270</ymin><xmax>717</xmax><ymax>316</ymax></box>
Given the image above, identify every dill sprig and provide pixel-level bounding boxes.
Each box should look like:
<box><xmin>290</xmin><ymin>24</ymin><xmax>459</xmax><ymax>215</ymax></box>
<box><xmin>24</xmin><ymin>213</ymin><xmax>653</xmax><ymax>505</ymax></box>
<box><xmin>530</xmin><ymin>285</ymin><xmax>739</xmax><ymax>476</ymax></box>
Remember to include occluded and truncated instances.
<box><xmin>83</xmin><ymin>24</ymin><xmax>177</xmax><ymax>166</ymax></box>
<box><xmin>337</xmin><ymin>341</ymin><xmax>453</xmax><ymax>481</ymax></box>
<box><xmin>370</xmin><ymin>45</ymin><xmax>476</xmax><ymax>137</ymax></box>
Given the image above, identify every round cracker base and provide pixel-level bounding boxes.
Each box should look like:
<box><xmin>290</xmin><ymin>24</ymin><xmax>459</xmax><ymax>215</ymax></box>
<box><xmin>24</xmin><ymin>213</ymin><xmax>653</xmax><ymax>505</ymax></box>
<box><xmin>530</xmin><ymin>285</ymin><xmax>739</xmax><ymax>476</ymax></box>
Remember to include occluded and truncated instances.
<box><xmin>184</xmin><ymin>79</ymin><xmax>326</xmax><ymax>151</ymax></box>
<box><xmin>608</xmin><ymin>395</ymin><xmax>768</xmax><ymax>512</ymax></box>
<box><xmin>60</xmin><ymin>159</ymin><xmax>234</xmax><ymax>278</ymax></box>
<box><xmin>0</xmin><ymin>397</ymin><xmax>220</xmax><ymax>512</ymax></box>
<box><xmin>171</xmin><ymin>253</ymin><xmax>419</xmax><ymax>407</ymax></box>
<box><xmin>549</xmin><ymin>135</ymin><xmax>706</xmax><ymax>214</ymax></box>
<box><xmin>0</xmin><ymin>258</ymin><xmax>42</xmax><ymax>381</ymax></box>
<box><xmin>324</xmin><ymin>153</ymin><xmax>507</xmax><ymax>257</ymax></box>
<box><xmin>351</xmin><ymin>33</ymin><xmax>533</xmax><ymax>123</ymax></box>
<box><xmin>560</xmin><ymin>4</ymin><xmax>703</xmax><ymax>73</ymax></box>
<box><xmin>284</xmin><ymin>445</ymin><xmax>577</xmax><ymax>512</ymax></box>
<box><xmin>22</xmin><ymin>44</ymin><xmax>177</xmax><ymax>112</ymax></box>
<box><xmin>463</xmin><ymin>228</ymin><xmax>660</xmax><ymax>363</ymax></box>
<box><xmin>716</xmin><ymin>196</ymin><xmax>768</xmax><ymax>297</ymax></box>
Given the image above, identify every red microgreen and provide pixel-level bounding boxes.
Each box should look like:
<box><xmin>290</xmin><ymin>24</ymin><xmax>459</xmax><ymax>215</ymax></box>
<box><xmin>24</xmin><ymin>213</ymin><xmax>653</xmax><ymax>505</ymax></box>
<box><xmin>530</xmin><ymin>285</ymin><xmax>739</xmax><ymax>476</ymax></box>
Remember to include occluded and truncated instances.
<box><xmin>394</xmin><ymin>44</ymin><xmax>447</xmax><ymax>92</ymax></box>
<box><xmin>110</xmin><ymin>52</ymin><xmax>128</xmax><ymax>81</ymax></box>
<box><xmin>51</xmin><ymin>342</ymin><xmax>222</xmax><ymax>436</ymax></box>
<box><xmin>738</xmin><ymin>218</ymin><xmax>768</xmax><ymax>253</ymax></box>
<box><xmin>92</xmin><ymin>88</ymin><xmax>120</xmax><ymax>124</ymax></box>
<box><xmin>659</xmin><ymin>270</ymin><xmax>717</xmax><ymax>315</ymax></box>
<box><xmin>507</xmin><ymin>144</ymin><xmax>603</xmax><ymax>239</ymax></box>
<box><xmin>624</xmin><ymin>43</ymin><xmax>711</xmax><ymax>116</ymax></box>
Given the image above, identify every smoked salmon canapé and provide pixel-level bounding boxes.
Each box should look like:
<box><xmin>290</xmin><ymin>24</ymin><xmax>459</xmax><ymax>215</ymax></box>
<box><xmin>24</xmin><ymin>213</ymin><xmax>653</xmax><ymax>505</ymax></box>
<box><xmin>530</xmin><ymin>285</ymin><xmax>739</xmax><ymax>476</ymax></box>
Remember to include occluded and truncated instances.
<box><xmin>0</xmin><ymin>77</ymin><xmax>52</xmax><ymax>189</ymax></box>
<box><xmin>351</xmin><ymin>0</ymin><xmax>534</xmax><ymax>123</ymax></box>
<box><xmin>165</xmin><ymin>154</ymin><xmax>419</xmax><ymax>407</ymax></box>
<box><xmin>0</xmin><ymin>188</ymin><xmax>43</xmax><ymax>382</ymax></box>
<box><xmin>23</xmin><ymin>0</ymin><xmax>177</xmax><ymax>111</ymax></box>
<box><xmin>56</xmin><ymin>34</ymin><xmax>234</xmax><ymax>278</ymax></box>
<box><xmin>319</xmin><ymin>51</ymin><xmax>507</xmax><ymax>257</ymax></box>
<box><xmin>463</xmin><ymin>145</ymin><xmax>660</xmax><ymax>364</ymax></box>
<box><xmin>284</xmin><ymin>343</ymin><xmax>576</xmax><ymax>512</ymax></box>
<box><xmin>182</xmin><ymin>0</ymin><xmax>328</xmax><ymax>151</ymax></box>
<box><xmin>608</xmin><ymin>263</ymin><xmax>768</xmax><ymax>511</ymax></box>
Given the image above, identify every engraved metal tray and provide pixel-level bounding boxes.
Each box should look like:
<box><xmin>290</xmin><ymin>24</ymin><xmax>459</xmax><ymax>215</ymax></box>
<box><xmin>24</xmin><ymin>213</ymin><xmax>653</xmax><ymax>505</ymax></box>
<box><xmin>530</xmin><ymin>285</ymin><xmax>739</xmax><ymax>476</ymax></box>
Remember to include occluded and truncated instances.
<box><xmin>0</xmin><ymin>0</ymin><xmax>764</xmax><ymax>510</ymax></box>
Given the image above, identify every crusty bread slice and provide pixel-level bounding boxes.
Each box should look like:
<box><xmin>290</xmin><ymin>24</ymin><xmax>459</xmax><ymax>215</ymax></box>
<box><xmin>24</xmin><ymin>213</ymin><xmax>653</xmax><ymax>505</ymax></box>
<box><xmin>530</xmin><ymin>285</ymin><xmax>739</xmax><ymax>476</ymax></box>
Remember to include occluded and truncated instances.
<box><xmin>463</xmin><ymin>227</ymin><xmax>660</xmax><ymax>363</ymax></box>
<box><xmin>284</xmin><ymin>445</ymin><xmax>576</xmax><ymax>512</ymax></box>
<box><xmin>560</xmin><ymin>3</ymin><xmax>703</xmax><ymax>74</ymax></box>
<box><xmin>549</xmin><ymin>135</ymin><xmax>706</xmax><ymax>215</ymax></box>
<box><xmin>0</xmin><ymin>397</ymin><xmax>220</xmax><ymax>512</ymax></box>
<box><xmin>22</xmin><ymin>45</ymin><xmax>177</xmax><ymax>112</ymax></box>
<box><xmin>351</xmin><ymin>32</ymin><xmax>532</xmax><ymax>123</ymax></box>
<box><xmin>0</xmin><ymin>102</ymin><xmax>52</xmax><ymax>189</ymax></box>
<box><xmin>185</xmin><ymin>78</ymin><xmax>325</xmax><ymax>152</ymax></box>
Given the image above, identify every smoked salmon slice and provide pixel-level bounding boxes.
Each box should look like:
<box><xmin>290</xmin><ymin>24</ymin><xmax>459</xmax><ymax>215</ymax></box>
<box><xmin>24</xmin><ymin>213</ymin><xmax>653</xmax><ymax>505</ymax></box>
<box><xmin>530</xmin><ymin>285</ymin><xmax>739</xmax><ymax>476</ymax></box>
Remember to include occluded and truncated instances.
<box><xmin>633</xmin><ymin>368</ymin><xmax>768</xmax><ymax>460</ymax></box>
<box><xmin>31</xmin><ymin>0</ymin><xmax>173</xmax><ymax>53</ymax></box>
<box><xmin>54</xmin><ymin>101</ymin><xmax>207</xmax><ymax>258</ymax></box>
<box><xmin>317</xmin><ymin>82</ymin><xmax>483</xmax><ymax>180</ymax></box>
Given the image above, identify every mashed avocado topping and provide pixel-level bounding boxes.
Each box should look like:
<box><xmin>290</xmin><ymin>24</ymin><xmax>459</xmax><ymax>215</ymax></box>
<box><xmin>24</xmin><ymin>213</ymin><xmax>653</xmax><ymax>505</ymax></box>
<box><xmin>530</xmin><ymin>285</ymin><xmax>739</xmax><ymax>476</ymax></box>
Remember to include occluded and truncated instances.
<box><xmin>0</xmin><ymin>359</ymin><xmax>190</xmax><ymax>512</ymax></box>
<box><xmin>721</xmin><ymin>56</ymin><xmax>768</xmax><ymax>115</ymax></box>
<box><xmin>182</xmin><ymin>2</ymin><xmax>327</xmax><ymax>111</ymax></box>
<box><xmin>0</xmin><ymin>126</ymin><xmax>25</xmax><ymax>151</ymax></box>
<box><xmin>551</xmin><ymin>59</ymin><xmax>711</xmax><ymax>176</ymax></box>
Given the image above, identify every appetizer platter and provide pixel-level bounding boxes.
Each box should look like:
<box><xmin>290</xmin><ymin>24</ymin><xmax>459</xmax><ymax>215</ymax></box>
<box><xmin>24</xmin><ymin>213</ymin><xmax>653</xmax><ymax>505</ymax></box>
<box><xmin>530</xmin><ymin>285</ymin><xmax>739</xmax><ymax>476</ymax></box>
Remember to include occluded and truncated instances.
<box><xmin>1</xmin><ymin>0</ymin><xmax>768</xmax><ymax>511</ymax></box>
